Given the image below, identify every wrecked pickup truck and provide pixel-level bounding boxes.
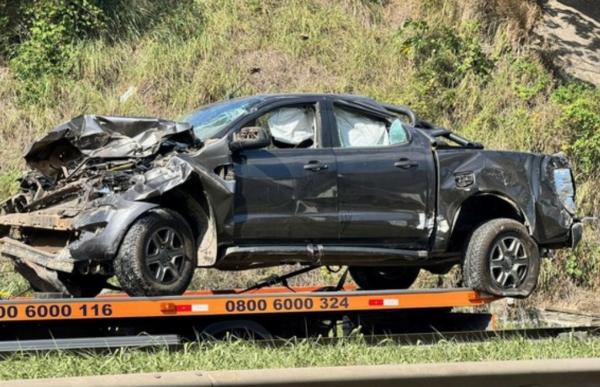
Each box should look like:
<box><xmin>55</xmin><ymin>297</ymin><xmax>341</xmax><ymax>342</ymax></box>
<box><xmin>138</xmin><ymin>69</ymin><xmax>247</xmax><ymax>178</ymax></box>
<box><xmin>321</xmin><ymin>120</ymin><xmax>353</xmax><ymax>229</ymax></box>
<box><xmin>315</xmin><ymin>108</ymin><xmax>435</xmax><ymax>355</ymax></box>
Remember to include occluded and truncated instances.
<box><xmin>0</xmin><ymin>94</ymin><xmax>582</xmax><ymax>297</ymax></box>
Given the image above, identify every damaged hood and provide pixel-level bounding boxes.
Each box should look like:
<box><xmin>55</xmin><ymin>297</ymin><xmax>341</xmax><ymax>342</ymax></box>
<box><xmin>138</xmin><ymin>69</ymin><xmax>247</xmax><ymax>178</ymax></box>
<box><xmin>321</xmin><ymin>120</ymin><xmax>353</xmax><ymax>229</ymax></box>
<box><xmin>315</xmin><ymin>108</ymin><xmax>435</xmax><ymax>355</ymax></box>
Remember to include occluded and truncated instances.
<box><xmin>25</xmin><ymin>115</ymin><xmax>199</xmax><ymax>177</ymax></box>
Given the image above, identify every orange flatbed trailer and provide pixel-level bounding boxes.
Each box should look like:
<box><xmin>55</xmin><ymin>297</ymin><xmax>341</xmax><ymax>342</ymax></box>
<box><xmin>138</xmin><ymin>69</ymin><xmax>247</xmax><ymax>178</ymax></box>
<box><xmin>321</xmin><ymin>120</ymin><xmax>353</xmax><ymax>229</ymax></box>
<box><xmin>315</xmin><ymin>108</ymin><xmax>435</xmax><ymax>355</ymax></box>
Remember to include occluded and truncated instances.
<box><xmin>0</xmin><ymin>286</ymin><xmax>496</xmax><ymax>323</ymax></box>
<box><xmin>0</xmin><ymin>286</ymin><xmax>499</xmax><ymax>352</ymax></box>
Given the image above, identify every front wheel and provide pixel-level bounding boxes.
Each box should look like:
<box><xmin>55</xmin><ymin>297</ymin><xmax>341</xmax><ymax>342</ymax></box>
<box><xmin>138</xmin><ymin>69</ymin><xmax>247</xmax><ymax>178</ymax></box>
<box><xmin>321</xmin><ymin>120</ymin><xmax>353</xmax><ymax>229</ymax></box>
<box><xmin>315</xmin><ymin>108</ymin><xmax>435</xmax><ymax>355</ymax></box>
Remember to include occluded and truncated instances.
<box><xmin>349</xmin><ymin>266</ymin><xmax>420</xmax><ymax>290</ymax></box>
<box><xmin>462</xmin><ymin>218</ymin><xmax>540</xmax><ymax>298</ymax></box>
<box><xmin>114</xmin><ymin>208</ymin><xmax>197</xmax><ymax>296</ymax></box>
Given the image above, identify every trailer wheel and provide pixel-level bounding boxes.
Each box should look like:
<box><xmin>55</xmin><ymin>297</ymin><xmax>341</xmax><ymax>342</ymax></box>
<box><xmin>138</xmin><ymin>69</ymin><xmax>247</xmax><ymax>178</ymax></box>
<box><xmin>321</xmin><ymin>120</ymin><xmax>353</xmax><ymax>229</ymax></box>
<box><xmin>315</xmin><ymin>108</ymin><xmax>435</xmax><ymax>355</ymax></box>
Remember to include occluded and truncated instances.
<box><xmin>349</xmin><ymin>266</ymin><xmax>420</xmax><ymax>290</ymax></box>
<box><xmin>462</xmin><ymin>218</ymin><xmax>540</xmax><ymax>298</ymax></box>
<box><xmin>114</xmin><ymin>208</ymin><xmax>197</xmax><ymax>296</ymax></box>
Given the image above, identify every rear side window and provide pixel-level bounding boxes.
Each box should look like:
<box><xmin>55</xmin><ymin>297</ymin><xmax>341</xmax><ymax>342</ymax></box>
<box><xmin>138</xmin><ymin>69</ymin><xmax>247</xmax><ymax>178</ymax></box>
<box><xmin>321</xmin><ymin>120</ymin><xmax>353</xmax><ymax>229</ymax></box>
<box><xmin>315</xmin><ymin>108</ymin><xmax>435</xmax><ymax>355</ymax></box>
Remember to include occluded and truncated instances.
<box><xmin>333</xmin><ymin>106</ymin><xmax>407</xmax><ymax>148</ymax></box>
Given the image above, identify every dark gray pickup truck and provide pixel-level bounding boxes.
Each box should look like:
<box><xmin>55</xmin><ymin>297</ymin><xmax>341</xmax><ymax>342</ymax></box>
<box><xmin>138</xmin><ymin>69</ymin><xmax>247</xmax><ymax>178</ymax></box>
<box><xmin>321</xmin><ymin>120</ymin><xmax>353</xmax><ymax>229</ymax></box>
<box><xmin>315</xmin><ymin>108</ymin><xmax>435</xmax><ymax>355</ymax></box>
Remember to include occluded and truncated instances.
<box><xmin>0</xmin><ymin>94</ymin><xmax>582</xmax><ymax>298</ymax></box>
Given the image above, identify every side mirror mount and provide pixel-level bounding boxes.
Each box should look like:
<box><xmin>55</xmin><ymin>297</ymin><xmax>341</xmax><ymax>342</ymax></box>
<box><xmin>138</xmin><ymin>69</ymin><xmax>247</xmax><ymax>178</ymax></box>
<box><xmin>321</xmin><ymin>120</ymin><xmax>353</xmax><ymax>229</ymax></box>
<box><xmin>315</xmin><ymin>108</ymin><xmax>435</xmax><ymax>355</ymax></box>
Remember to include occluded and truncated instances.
<box><xmin>229</xmin><ymin>126</ymin><xmax>271</xmax><ymax>152</ymax></box>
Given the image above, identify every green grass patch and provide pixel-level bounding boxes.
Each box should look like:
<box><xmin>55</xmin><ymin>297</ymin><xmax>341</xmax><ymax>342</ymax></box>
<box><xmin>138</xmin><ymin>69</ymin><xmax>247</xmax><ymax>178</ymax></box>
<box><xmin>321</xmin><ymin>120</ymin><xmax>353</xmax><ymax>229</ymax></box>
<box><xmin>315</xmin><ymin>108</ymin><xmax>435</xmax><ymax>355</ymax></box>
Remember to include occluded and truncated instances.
<box><xmin>0</xmin><ymin>336</ymin><xmax>598</xmax><ymax>380</ymax></box>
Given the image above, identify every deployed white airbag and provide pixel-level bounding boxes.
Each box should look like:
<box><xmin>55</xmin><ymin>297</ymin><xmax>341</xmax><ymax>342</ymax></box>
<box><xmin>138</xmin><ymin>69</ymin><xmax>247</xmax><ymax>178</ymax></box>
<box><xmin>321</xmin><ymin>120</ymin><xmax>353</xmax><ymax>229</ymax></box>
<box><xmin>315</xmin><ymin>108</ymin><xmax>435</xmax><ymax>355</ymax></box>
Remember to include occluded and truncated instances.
<box><xmin>267</xmin><ymin>107</ymin><xmax>315</xmax><ymax>145</ymax></box>
<box><xmin>334</xmin><ymin>108</ymin><xmax>389</xmax><ymax>147</ymax></box>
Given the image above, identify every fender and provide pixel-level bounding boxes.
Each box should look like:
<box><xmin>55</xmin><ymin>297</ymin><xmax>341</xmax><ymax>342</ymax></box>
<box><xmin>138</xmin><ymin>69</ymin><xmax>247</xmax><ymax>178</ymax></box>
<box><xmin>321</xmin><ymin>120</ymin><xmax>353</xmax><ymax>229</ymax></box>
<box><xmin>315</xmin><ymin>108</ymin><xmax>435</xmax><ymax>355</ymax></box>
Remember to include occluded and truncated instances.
<box><xmin>451</xmin><ymin>192</ymin><xmax>532</xmax><ymax>235</ymax></box>
<box><xmin>68</xmin><ymin>152</ymin><xmax>234</xmax><ymax>263</ymax></box>
<box><xmin>69</xmin><ymin>198</ymin><xmax>159</xmax><ymax>261</ymax></box>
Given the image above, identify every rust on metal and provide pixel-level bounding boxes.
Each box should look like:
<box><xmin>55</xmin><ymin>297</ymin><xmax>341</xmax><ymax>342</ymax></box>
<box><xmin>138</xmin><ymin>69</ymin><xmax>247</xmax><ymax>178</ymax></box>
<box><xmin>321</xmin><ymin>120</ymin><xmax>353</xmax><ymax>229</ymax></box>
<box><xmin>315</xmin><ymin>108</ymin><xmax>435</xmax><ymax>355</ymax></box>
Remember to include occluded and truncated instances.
<box><xmin>0</xmin><ymin>213</ymin><xmax>73</xmax><ymax>230</ymax></box>
<box><xmin>0</xmin><ymin>237</ymin><xmax>74</xmax><ymax>273</ymax></box>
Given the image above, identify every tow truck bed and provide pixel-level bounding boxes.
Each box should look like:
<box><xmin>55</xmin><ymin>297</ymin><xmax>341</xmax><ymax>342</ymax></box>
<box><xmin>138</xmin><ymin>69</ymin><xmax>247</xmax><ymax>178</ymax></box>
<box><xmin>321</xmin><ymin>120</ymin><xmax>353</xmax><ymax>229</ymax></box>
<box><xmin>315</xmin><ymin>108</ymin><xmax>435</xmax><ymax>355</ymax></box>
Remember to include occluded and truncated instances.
<box><xmin>0</xmin><ymin>286</ymin><xmax>499</xmax><ymax>349</ymax></box>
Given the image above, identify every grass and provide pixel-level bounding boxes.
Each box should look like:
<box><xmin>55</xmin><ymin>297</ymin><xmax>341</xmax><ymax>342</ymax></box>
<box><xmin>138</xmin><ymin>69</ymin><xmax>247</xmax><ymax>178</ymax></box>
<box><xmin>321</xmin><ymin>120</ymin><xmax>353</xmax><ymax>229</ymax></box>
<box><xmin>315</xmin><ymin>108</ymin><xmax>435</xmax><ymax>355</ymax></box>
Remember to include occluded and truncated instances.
<box><xmin>0</xmin><ymin>336</ymin><xmax>597</xmax><ymax>380</ymax></box>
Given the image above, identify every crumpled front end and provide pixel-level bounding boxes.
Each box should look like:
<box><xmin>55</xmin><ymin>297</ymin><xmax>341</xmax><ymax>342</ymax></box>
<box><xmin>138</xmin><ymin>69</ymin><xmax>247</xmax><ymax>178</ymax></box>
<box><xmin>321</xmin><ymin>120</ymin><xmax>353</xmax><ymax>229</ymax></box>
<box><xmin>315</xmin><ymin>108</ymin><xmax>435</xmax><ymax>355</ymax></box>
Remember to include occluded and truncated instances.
<box><xmin>0</xmin><ymin>115</ymin><xmax>204</xmax><ymax>293</ymax></box>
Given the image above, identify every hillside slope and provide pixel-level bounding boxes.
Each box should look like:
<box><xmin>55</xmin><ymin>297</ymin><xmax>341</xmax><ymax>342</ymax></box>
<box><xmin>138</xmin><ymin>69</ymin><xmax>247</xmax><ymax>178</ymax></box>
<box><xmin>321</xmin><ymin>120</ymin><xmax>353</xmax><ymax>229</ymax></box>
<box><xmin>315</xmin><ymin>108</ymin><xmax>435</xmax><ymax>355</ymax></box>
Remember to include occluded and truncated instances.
<box><xmin>0</xmin><ymin>0</ymin><xmax>599</xmax><ymax>306</ymax></box>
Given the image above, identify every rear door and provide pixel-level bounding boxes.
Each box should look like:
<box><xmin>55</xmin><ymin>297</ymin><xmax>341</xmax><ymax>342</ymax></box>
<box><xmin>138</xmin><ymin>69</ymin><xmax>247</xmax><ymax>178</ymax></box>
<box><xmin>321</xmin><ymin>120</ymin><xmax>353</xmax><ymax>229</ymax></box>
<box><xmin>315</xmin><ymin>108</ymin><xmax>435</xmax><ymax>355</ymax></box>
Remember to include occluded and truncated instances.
<box><xmin>232</xmin><ymin>99</ymin><xmax>339</xmax><ymax>242</ymax></box>
<box><xmin>328</xmin><ymin>101</ymin><xmax>435</xmax><ymax>249</ymax></box>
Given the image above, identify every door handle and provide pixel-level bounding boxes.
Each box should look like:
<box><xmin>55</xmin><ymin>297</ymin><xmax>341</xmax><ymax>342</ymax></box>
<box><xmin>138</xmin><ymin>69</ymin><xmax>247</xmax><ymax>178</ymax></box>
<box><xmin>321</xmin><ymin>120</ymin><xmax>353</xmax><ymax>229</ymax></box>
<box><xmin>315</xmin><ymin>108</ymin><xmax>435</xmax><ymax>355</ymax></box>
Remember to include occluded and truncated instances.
<box><xmin>304</xmin><ymin>160</ymin><xmax>328</xmax><ymax>172</ymax></box>
<box><xmin>394</xmin><ymin>158</ymin><xmax>418</xmax><ymax>169</ymax></box>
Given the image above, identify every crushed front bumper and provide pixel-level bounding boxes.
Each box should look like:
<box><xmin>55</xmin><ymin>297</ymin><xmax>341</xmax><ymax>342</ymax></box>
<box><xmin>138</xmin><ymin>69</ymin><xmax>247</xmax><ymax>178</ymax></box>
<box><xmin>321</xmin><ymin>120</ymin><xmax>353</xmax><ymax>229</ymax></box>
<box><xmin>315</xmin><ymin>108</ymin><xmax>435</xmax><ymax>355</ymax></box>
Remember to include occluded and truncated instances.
<box><xmin>0</xmin><ymin>237</ymin><xmax>76</xmax><ymax>293</ymax></box>
<box><xmin>0</xmin><ymin>237</ymin><xmax>74</xmax><ymax>272</ymax></box>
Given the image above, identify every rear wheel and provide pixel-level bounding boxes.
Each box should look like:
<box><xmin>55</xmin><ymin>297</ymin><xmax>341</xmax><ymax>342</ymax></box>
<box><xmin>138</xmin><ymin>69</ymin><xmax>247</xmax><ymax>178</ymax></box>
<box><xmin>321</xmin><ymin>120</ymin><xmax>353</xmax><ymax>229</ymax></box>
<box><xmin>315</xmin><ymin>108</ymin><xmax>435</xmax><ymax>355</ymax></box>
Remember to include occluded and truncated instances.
<box><xmin>349</xmin><ymin>266</ymin><xmax>420</xmax><ymax>290</ymax></box>
<box><xmin>462</xmin><ymin>218</ymin><xmax>540</xmax><ymax>298</ymax></box>
<box><xmin>114</xmin><ymin>208</ymin><xmax>197</xmax><ymax>296</ymax></box>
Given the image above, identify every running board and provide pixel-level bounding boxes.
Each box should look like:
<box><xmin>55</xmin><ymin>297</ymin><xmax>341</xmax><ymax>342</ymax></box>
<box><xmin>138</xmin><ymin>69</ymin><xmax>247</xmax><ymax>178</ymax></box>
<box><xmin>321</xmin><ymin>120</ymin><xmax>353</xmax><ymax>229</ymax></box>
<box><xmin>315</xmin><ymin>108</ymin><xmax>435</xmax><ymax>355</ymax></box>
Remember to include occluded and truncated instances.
<box><xmin>218</xmin><ymin>245</ymin><xmax>429</xmax><ymax>269</ymax></box>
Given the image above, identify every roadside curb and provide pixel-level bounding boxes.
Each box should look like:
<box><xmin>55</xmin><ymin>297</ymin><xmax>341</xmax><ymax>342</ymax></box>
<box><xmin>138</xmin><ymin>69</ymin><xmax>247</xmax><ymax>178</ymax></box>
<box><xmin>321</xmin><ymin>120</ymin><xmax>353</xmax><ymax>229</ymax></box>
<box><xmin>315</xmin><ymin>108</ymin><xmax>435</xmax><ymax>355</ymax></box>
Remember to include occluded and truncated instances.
<box><xmin>2</xmin><ymin>358</ymin><xmax>600</xmax><ymax>386</ymax></box>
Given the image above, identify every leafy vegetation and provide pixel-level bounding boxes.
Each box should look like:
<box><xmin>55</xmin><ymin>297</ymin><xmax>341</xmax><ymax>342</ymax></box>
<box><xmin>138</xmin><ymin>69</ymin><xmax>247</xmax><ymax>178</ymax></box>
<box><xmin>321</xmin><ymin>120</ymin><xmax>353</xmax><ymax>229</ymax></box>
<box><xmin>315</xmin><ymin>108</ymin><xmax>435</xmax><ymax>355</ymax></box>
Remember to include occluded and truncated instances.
<box><xmin>0</xmin><ymin>336</ymin><xmax>598</xmax><ymax>380</ymax></box>
<box><xmin>0</xmin><ymin>0</ymin><xmax>599</xmax><ymax>299</ymax></box>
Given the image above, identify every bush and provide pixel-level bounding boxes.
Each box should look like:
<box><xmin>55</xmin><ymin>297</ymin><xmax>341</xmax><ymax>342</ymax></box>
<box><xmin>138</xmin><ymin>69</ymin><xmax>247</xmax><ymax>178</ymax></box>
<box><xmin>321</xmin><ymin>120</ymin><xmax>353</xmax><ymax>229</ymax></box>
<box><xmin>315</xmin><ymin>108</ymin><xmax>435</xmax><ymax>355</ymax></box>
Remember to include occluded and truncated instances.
<box><xmin>392</xmin><ymin>19</ymin><xmax>494</xmax><ymax>118</ymax></box>
<box><xmin>511</xmin><ymin>58</ymin><xmax>551</xmax><ymax>101</ymax></box>
<box><xmin>8</xmin><ymin>0</ymin><xmax>106</xmax><ymax>100</ymax></box>
<box><xmin>551</xmin><ymin>84</ymin><xmax>600</xmax><ymax>176</ymax></box>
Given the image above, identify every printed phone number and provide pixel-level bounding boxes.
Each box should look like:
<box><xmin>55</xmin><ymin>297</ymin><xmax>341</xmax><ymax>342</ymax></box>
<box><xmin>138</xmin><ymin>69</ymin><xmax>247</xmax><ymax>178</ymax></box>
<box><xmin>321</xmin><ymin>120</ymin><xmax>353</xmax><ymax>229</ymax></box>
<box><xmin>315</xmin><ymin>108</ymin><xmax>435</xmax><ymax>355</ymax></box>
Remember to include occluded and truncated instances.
<box><xmin>0</xmin><ymin>303</ymin><xmax>113</xmax><ymax>319</ymax></box>
<box><xmin>224</xmin><ymin>297</ymin><xmax>349</xmax><ymax>313</ymax></box>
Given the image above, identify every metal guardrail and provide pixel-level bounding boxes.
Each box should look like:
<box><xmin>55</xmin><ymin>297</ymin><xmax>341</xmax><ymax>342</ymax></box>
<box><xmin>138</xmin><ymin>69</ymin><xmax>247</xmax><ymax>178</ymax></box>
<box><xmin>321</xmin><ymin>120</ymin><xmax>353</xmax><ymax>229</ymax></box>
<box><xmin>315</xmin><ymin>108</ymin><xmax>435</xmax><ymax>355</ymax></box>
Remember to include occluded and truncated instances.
<box><xmin>0</xmin><ymin>335</ymin><xmax>180</xmax><ymax>353</ymax></box>
<box><xmin>0</xmin><ymin>358</ymin><xmax>599</xmax><ymax>386</ymax></box>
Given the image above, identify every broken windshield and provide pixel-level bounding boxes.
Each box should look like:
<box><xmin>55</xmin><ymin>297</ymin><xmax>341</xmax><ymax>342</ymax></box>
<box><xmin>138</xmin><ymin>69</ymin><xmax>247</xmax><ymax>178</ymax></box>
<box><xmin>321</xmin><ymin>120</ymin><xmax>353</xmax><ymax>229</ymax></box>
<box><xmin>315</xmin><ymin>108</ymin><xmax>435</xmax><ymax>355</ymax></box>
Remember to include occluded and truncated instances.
<box><xmin>182</xmin><ymin>97</ymin><xmax>264</xmax><ymax>141</ymax></box>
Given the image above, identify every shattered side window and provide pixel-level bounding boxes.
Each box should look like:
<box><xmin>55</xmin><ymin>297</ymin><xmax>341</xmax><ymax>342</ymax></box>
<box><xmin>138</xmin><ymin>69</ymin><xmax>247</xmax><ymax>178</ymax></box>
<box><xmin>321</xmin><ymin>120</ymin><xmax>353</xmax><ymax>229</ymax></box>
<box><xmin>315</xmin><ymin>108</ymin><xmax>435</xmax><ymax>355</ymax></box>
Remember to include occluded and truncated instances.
<box><xmin>334</xmin><ymin>107</ymin><xmax>407</xmax><ymax>148</ymax></box>
<box><xmin>389</xmin><ymin>119</ymin><xmax>408</xmax><ymax>144</ymax></box>
<box><xmin>182</xmin><ymin>98</ymin><xmax>262</xmax><ymax>141</ymax></box>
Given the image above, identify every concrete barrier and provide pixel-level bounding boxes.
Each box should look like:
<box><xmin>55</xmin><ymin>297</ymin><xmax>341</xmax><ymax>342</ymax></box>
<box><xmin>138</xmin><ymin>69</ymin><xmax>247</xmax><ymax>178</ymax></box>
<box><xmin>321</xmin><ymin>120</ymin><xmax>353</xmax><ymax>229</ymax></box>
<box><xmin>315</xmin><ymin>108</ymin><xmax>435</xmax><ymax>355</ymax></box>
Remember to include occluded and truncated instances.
<box><xmin>2</xmin><ymin>358</ymin><xmax>599</xmax><ymax>386</ymax></box>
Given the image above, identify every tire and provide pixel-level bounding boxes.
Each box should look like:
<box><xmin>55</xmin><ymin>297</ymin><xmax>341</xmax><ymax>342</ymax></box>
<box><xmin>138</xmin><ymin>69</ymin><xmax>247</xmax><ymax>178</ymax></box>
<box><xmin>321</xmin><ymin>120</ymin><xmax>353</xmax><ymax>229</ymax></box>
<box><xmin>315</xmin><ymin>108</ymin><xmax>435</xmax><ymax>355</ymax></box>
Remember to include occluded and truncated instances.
<box><xmin>349</xmin><ymin>266</ymin><xmax>420</xmax><ymax>290</ymax></box>
<box><xmin>114</xmin><ymin>208</ymin><xmax>197</xmax><ymax>296</ymax></box>
<box><xmin>462</xmin><ymin>218</ymin><xmax>540</xmax><ymax>298</ymax></box>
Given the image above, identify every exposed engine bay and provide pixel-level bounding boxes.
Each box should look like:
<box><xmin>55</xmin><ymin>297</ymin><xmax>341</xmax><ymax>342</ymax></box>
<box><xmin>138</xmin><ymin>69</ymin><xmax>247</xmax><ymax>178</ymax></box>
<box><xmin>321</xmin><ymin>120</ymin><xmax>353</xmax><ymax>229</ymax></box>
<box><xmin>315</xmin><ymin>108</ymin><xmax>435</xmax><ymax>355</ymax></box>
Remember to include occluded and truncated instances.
<box><xmin>0</xmin><ymin>115</ymin><xmax>203</xmax><ymax>295</ymax></box>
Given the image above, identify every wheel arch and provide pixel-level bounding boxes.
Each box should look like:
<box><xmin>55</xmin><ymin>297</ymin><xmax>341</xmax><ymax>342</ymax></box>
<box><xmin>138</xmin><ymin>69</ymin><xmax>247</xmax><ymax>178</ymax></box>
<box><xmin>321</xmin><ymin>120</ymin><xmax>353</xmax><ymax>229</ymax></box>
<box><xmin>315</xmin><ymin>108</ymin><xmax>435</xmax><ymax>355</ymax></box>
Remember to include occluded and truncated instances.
<box><xmin>448</xmin><ymin>192</ymin><xmax>531</xmax><ymax>252</ymax></box>
<box><xmin>152</xmin><ymin>174</ymin><xmax>218</xmax><ymax>266</ymax></box>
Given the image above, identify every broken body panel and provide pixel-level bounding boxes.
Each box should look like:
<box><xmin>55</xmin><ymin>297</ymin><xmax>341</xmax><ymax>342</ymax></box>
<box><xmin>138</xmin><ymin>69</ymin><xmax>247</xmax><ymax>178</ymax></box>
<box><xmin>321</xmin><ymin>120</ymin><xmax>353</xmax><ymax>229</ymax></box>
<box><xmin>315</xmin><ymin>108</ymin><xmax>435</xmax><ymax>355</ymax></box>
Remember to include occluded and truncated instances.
<box><xmin>0</xmin><ymin>94</ymin><xmax>582</xmax><ymax>295</ymax></box>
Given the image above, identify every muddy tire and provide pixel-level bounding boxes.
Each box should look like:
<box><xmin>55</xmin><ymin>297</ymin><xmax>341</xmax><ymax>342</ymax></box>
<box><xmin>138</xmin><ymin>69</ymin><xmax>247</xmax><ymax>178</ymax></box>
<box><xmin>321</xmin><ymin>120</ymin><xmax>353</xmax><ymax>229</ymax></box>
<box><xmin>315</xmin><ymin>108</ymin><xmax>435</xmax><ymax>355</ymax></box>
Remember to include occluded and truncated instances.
<box><xmin>462</xmin><ymin>218</ymin><xmax>540</xmax><ymax>298</ymax></box>
<box><xmin>114</xmin><ymin>208</ymin><xmax>197</xmax><ymax>297</ymax></box>
<box><xmin>349</xmin><ymin>266</ymin><xmax>420</xmax><ymax>290</ymax></box>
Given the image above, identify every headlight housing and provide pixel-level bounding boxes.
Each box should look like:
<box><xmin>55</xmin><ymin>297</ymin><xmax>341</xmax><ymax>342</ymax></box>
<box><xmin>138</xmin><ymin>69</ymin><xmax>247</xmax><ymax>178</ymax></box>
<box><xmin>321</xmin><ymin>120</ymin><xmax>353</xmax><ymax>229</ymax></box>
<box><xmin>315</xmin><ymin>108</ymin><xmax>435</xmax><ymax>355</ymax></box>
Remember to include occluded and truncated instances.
<box><xmin>553</xmin><ymin>168</ymin><xmax>576</xmax><ymax>214</ymax></box>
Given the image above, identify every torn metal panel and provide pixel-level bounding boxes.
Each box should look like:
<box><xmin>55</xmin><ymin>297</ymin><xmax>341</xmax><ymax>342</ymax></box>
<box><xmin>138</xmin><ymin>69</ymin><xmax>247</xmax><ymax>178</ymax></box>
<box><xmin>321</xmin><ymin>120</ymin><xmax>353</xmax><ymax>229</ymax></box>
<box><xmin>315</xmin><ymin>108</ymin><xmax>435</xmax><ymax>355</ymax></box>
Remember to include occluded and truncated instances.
<box><xmin>121</xmin><ymin>156</ymin><xmax>195</xmax><ymax>201</ymax></box>
<box><xmin>0</xmin><ymin>237</ymin><xmax>74</xmax><ymax>273</ymax></box>
<box><xmin>13</xmin><ymin>259</ymin><xmax>71</xmax><ymax>294</ymax></box>
<box><xmin>197</xmin><ymin>211</ymin><xmax>218</xmax><ymax>266</ymax></box>
<box><xmin>25</xmin><ymin>115</ymin><xmax>198</xmax><ymax>178</ymax></box>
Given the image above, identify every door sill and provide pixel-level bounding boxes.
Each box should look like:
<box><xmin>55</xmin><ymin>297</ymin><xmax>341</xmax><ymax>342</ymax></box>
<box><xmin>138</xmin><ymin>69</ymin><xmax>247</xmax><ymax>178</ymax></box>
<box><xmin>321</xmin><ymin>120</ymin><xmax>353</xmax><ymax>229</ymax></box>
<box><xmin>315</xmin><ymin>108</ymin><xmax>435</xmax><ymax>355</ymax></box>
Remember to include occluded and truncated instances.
<box><xmin>217</xmin><ymin>245</ymin><xmax>429</xmax><ymax>270</ymax></box>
